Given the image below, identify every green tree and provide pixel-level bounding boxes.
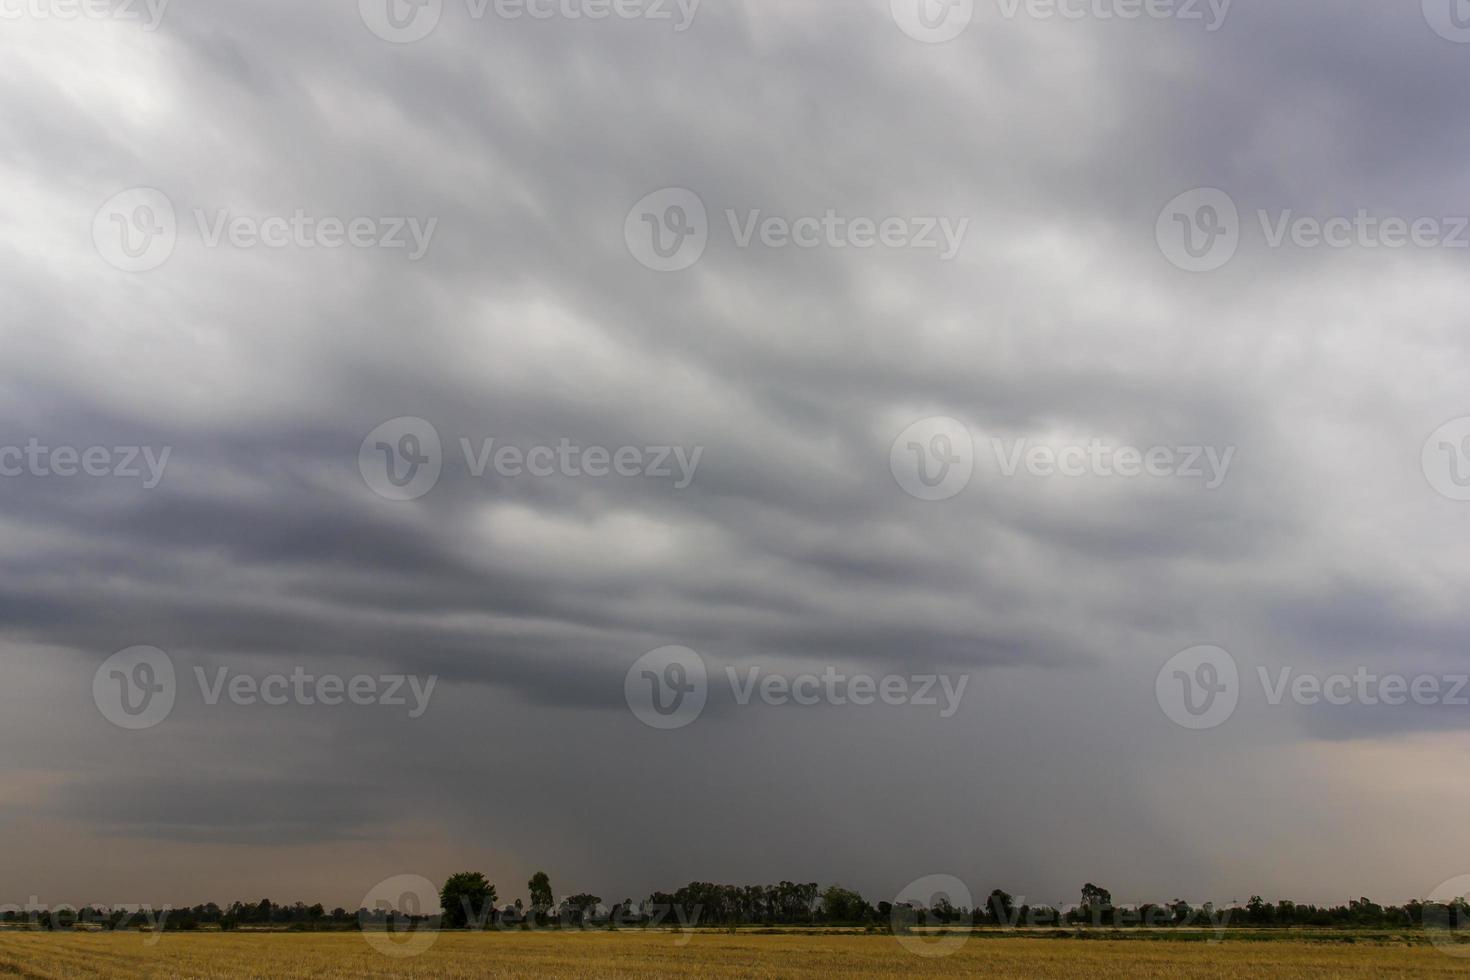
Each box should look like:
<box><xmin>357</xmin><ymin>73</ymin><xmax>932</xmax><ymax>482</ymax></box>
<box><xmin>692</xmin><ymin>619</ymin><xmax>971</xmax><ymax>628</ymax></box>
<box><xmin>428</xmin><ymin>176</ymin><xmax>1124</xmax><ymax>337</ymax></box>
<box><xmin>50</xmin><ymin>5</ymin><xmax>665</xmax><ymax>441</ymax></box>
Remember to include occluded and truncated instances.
<box><xmin>1080</xmin><ymin>883</ymin><xmax>1113</xmax><ymax>926</ymax></box>
<box><xmin>987</xmin><ymin>889</ymin><xmax>1016</xmax><ymax>926</ymax></box>
<box><xmin>528</xmin><ymin>871</ymin><xmax>554</xmax><ymax>921</ymax></box>
<box><xmin>820</xmin><ymin>885</ymin><xmax>868</xmax><ymax>923</ymax></box>
<box><xmin>564</xmin><ymin>893</ymin><xmax>602</xmax><ymax>925</ymax></box>
<box><xmin>440</xmin><ymin>872</ymin><xmax>497</xmax><ymax>929</ymax></box>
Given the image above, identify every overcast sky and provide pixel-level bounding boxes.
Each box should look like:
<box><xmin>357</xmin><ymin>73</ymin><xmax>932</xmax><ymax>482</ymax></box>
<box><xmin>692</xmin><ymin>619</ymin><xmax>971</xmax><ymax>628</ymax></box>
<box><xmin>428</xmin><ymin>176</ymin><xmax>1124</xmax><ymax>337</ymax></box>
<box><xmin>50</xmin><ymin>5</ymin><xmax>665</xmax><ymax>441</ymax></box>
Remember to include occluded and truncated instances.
<box><xmin>4</xmin><ymin>0</ymin><xmax>1470</xmax><ymax>913</ymax></box>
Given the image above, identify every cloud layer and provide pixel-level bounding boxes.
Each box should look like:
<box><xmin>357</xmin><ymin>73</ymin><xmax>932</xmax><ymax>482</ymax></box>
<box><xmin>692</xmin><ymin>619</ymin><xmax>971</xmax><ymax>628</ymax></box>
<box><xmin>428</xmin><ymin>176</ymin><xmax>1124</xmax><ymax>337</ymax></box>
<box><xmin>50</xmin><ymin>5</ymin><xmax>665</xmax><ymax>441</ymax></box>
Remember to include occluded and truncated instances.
<box><xmin>3</xmin><ymin>0</ymin><xmax>1470</xmax><ymax>909</ymax></box>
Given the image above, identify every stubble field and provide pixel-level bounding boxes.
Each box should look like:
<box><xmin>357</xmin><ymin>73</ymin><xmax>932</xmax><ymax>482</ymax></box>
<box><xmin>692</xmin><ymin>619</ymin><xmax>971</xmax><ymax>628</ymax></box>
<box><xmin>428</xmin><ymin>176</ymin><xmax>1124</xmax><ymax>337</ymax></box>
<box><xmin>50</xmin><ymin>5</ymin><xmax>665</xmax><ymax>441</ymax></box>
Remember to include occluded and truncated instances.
<box><xmin>2</xmin><ymin>931</ymin><xmax>1470</xmax><ymax>979</ymax></box>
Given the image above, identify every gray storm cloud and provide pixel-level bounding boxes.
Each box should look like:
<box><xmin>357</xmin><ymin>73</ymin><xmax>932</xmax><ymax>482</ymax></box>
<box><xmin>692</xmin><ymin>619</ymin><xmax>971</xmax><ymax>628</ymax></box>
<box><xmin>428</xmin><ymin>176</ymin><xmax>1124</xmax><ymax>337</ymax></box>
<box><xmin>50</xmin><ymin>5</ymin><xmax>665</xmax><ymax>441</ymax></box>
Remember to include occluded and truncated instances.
<box><xmin>2</xmin><ymin>0</ymin><xmax>1470</xmax><ymax>909</ymax></box>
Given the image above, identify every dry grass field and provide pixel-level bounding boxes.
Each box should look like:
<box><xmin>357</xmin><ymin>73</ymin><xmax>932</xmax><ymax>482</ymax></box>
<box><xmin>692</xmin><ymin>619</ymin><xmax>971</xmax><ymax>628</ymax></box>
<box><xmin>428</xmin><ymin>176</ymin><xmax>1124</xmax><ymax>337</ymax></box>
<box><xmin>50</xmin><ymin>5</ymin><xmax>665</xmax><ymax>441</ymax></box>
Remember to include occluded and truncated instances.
<box><xmin>2</xmin><ymin>931</ymin><xmax>1470</xmax><ymax>979</ymax></box>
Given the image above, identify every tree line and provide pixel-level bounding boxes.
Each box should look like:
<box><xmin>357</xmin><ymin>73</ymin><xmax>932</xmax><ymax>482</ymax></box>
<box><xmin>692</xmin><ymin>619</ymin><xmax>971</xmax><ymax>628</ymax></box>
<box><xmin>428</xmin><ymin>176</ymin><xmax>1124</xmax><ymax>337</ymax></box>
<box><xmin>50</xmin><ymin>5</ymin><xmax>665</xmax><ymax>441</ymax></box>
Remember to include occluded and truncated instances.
<box><xmin>5</xmin><ymin>877</ymin><xmax>1467</xmax><ymax>932</ymax></box>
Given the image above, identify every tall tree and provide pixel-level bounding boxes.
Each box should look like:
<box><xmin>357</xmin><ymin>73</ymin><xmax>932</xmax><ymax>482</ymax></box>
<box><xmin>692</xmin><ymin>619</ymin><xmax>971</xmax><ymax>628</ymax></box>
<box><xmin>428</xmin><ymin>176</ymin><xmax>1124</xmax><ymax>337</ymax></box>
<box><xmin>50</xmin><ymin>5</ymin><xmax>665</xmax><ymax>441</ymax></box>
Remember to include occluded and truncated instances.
<box><xmin>528</xmin><ymin>871</ymin><xmax>554</xmax><ymax>916</ymax></box>
<box><xmin>1080</xmin><ymin>883</ymin><xmax>1113</xmax><ymax>926</ymax></box>
<box><xmin>987</xmin><ymin>889</ymin><xmax>1016</xmax><ymax>926</ymax></box>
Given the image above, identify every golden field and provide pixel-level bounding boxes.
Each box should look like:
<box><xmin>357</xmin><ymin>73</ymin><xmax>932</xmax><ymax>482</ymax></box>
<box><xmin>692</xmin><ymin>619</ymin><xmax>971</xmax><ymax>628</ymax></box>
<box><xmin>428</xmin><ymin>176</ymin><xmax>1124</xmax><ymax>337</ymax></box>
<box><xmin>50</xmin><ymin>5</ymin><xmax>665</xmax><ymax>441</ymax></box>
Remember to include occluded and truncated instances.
<box><xmin>2</xmin><ymin>930</ymin><xmax>1470</xmax><ymax>979</ymax></box>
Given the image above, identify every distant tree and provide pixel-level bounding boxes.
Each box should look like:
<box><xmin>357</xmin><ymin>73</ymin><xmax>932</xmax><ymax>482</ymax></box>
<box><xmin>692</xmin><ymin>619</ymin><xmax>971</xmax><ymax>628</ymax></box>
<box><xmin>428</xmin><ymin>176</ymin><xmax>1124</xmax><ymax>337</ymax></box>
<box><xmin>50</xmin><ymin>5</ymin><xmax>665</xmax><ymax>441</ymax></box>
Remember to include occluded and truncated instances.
<box><xmin>564</xmin><ymin>893</ymin><xmax>602</xmax><ymax>925</ymax></box>
<box><xmin>931</xmin><ymin>895</ymin><xmax>957</xmax><ymax>924</ymax></box>
<box><xmin>609</xmin><ymin>898</ymin><xmax>635</xmax><ymax>928</ymax></box>
<box><xmin>987</xmin><ymin>889</ymin><xmax>1016</xmax><ymax>926</ymax></box>
<box><xmin>1080</xmin><ymin>883</ymin><xmax>1113</xmax><ymax>924</ymax></box>
<box><xmin>1349</xmin><ymin>896</ymin><xmax>1383</xmax><ymax>924</ymax></box>
<box><xmin>528</xmin><ymin>871</ymin><xmax>554</xmax><ymax>922</ymax></box>
<box><xmin>820</xmin><ymin>885</ymin><xmax>868</xmax><ymax>923</ymax></box>
<box><xmin>440</xmin><ymin>872</ymin><xmax>497</xmax><ymax>929</ymax></box>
